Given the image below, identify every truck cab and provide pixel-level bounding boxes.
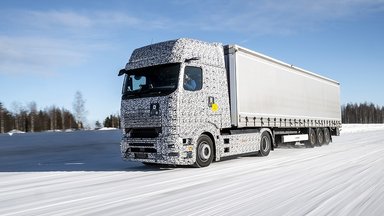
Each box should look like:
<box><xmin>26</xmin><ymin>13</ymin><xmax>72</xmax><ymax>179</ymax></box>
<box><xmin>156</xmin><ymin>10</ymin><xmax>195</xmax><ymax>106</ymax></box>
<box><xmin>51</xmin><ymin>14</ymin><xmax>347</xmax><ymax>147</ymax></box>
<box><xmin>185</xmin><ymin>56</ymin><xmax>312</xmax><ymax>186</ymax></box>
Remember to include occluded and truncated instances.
<box><xmin>119</xmin><ymin>38</ymin><xmax>231</xmax><ymax>167</ymax></box>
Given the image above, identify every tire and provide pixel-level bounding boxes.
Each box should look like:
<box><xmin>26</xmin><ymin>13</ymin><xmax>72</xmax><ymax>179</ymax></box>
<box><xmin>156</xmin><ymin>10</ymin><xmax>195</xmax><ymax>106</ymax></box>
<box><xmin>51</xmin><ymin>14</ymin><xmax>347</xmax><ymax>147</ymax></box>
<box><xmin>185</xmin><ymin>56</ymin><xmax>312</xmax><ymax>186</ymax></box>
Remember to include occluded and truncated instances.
<box><xmin>316</xmin><ymin>128</ymin><xmax>324</xmax><ymax>146</ymax></box>
<box><xmin>323</xmin><ymin>128</ymin><xmax>331</xmax><ymax>145</ymax></box>
<box><xmin>194</xmin><ymin>135</ymin><xmax>214</xmax><ymax>168</ymax></box>
<box><xmin>305</xmin><ymin>128</ymin><xmax>316</xmax><ymax>148</ymax></box>
<box><xmin>258</xmin><ymin>131</ymin><xmax>271</xmax><ymax>156</ymax></box>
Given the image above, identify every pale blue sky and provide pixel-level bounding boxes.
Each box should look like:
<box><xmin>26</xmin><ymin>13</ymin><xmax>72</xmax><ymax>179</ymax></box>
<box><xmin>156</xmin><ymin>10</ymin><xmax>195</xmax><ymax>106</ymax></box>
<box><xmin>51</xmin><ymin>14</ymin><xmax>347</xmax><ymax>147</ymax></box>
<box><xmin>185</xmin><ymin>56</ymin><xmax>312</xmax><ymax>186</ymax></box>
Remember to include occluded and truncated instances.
<box><xmin>1</xmin><ymin>0</ymin><xmax>383</xmax><ymax>124</ymax></box>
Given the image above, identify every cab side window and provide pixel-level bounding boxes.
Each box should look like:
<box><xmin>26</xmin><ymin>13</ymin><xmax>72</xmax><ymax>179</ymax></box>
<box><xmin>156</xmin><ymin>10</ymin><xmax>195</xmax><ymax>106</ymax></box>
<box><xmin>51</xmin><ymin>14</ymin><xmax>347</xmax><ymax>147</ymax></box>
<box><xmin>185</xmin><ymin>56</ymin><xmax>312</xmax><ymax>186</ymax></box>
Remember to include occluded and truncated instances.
<box><xmin>183</xmin><ymin>66</ymin><xmax>202</xmax><ymax>91</ymax></box>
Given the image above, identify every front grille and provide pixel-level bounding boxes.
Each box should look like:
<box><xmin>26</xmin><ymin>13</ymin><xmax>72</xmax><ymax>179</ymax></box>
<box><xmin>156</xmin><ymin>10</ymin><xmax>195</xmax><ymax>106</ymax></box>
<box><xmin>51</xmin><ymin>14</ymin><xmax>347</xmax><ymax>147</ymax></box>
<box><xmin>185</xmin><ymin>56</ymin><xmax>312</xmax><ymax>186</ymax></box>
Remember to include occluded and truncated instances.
<box><xmin>124</xmin><ymin>109</ymin><xmax>162</xmax><ymax>127</ymax></box>
<box><xmin>130</xmin><ymin>147</ymin><xmax>157</xmax><ymax>153</ymax></box>
<box><xmin>130</xmin><ymin>128</ymin><xmax>162</xmax><ymax>138</ymax></box>
<box><xmin>130</xmin><ymin>143</ymin><xmax>155</xmax><ymax>147</ymax></box>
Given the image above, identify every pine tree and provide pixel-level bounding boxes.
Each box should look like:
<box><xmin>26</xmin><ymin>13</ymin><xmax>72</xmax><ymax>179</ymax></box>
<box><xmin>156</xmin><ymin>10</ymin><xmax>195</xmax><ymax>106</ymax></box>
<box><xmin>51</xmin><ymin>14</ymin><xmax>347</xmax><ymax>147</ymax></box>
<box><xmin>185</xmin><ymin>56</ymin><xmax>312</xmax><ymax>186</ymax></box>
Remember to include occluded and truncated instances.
<box><xmin>95</xmin><ymin>121</ymin><xmax>102</xmax><ymax>129</ymax></box>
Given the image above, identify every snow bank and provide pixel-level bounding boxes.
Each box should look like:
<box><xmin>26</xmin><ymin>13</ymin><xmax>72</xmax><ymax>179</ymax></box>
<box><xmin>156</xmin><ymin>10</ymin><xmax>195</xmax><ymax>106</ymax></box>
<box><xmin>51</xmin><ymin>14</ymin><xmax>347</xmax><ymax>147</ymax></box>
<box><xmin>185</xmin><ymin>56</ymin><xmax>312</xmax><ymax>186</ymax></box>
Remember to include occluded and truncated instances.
<box><xmin>6</xmin><ymin>129</ymin><xmax>25</xmax><ymax>136</ymax></box>
<box><xmin>341</xmin><ymin>124</ymin><xmax>384</xmax><ymax>134</ymax></box>
<box><xmin>98</xmin><ymin>127</ymin><xmax>119</xmax><ymax>131</ymax></box>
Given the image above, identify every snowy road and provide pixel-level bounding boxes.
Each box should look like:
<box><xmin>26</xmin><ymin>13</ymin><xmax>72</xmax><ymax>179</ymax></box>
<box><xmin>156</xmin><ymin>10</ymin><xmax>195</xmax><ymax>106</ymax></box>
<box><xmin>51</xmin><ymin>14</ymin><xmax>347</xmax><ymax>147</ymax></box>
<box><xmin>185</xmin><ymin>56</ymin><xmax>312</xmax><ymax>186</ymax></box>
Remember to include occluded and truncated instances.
<box><xmin>1</xmin><ymin>125</ymin><xmax>384</xmax><ymax>215</ymax></box>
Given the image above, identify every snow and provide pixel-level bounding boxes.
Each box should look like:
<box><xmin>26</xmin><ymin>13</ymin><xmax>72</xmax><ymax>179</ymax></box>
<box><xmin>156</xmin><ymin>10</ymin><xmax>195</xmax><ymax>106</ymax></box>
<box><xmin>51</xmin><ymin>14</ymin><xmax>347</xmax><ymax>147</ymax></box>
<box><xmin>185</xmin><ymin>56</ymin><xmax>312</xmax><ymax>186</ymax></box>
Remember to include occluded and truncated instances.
<box><xmin>6</xmin><ymin>129</ymin><xmax>25</xmax><ymax>136</ymax></box>
<box><xmin>341</xmin><ymin>124</ymin><xmax>384</xmax><ymax>134</ymax></box>
<box><xmin>98</xmin><ymin>127</ymin><xmax>119</xmax><ymax>131</ymax></box>
<box><xmin>1</xmin><ymin>124</ymin><xmax>384</xmax><ymax>215</ymax></box>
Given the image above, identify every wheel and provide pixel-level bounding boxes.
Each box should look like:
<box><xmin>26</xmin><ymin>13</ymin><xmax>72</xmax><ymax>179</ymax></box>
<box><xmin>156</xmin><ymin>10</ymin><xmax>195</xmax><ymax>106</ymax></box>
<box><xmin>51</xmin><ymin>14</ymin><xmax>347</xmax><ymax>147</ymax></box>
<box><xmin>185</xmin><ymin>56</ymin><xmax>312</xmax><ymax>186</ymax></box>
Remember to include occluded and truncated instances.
<box><xmin>258</xmin><ymin>131</ymin><xmax>271</xmax><ymax>156</ymax></box>
<box><xmin>194</xmin><ymin>135</ymin><xmax>214</xmax><ymax>168</ymax></box>
<box><xmin>305</xmin><ymin>128</ymin><xmax>316</xmax><ymax>148</ymax></box>
<box><xmin>323</xmin><ymin>128</ymin><xmax>331</xmax><ymax>145</ymax></box>
<box><xmin>316</xmin><ymin>128</ymin><xmax>324</xmax><ymax>146</ymax></box>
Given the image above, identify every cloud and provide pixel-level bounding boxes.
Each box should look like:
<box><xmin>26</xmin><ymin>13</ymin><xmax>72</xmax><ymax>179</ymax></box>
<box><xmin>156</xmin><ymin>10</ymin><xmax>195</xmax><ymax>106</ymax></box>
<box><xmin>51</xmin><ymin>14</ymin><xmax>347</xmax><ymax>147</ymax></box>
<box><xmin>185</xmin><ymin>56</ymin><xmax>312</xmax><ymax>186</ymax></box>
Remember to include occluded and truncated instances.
<box><xmin>0</xmin><ymin>36</ymin><xmax>88</xmax><ymax>76</ymax></box>
<box><xmin>3</xmin><ymin>1</ymin><xmax>384</xmax><ymax>36</ymax></box>
<box><xmin>1</xmin><ymin>1</ymin><xmax>383</xmax><ymax>76</ymax></box>
<box><xmin>0</xmin><ymin>10</ymin><xmax>138</xmax><ymax>76</ymax></box>
<box><xmin>25</xmin><ymin>10</ymin><xmax>93</xmax><ymax>29</ymax></box>
<box><xmin>191</xmin><ymin>0</ymin><xmax>384</xmax><ymax>35</ymax></box>
<box><xmin>0</xmin><ymin>8</ymin><xmax>176</xmax><ymax>76</ymax></box>
<box><xmin>15</xmin><ymin>9</ymin><xmax>170</xmax><ymax>33</ymax></box>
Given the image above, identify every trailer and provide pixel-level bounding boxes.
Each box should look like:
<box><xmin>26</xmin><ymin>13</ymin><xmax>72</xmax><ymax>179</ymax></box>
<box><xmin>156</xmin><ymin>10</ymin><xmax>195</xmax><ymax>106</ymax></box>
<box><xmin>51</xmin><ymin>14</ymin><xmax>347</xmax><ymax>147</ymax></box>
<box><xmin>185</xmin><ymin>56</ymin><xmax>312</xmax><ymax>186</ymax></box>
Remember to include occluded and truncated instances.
<box><xmin>118</xmin><ymin>38</ymin><xmax>341</xmax><ymax>167</ymax></box>
<box><xmin>225</xmin><ymin>45</ymin><xmax>341</xmax><ymax>144</ymax></box>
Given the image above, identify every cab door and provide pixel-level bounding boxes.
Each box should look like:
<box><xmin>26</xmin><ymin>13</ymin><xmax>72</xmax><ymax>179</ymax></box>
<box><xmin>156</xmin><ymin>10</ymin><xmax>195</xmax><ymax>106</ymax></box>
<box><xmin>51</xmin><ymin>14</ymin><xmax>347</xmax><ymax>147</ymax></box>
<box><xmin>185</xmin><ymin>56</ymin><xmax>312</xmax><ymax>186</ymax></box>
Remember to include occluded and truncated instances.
<box><xmin>179</xmin><ymin>65</ymin><xmax>223</xmax><ymax>134</ymax></box>
<box><xmin>179</xmin><ymin>65</ymin><xmax>205</xmax><ymax>135</ymax></box>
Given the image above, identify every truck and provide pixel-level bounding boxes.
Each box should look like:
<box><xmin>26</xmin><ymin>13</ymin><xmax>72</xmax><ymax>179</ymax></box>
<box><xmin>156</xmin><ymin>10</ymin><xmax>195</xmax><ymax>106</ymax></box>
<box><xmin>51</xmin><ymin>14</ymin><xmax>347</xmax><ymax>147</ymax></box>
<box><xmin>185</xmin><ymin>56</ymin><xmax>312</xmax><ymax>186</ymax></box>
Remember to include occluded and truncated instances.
<box><xmin>118</xmin><ymin>38</ymin><xmax>341</xmax><ymax>167</ymax></box>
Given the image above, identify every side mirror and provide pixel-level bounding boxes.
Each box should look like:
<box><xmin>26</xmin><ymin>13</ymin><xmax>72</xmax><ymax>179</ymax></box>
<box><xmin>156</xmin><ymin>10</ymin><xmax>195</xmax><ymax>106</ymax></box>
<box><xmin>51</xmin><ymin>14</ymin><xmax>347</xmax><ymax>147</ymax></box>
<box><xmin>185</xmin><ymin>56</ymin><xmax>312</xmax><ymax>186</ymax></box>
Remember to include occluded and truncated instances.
<box><xmin>118</xmin><ymin>69</ymin><xmax>126</xmax><ymax>76</ymax></box>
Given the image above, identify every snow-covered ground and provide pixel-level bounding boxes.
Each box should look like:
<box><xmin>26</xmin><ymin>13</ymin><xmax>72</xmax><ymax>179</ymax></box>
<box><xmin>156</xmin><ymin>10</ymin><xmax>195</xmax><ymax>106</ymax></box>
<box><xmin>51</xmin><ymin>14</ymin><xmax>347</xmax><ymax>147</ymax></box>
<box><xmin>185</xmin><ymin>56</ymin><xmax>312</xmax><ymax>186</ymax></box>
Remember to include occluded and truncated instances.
<box><xmin>341</xmin><ymin>123</ymin><xmax>384</xmax><ymax>134</ymax></box>
<box><xmin>1</xmin><ymin>124</ymin><xmax>384</xmax><ymax>215</ymax></box>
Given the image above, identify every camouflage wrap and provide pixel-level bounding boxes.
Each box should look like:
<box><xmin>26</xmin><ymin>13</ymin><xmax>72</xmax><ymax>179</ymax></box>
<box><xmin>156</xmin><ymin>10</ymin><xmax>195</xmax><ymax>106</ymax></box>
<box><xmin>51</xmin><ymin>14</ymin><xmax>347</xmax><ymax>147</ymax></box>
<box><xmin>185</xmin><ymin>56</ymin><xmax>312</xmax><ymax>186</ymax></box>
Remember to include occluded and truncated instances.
<box><xmin>120</xmin><ymin>38</ymin><xmax>234</xmax><ymax>165</ymax></box>
<box><xmin>125</xmin><ymin>38</ymin><xmax>224</xmax><ymax>70</ymax></box>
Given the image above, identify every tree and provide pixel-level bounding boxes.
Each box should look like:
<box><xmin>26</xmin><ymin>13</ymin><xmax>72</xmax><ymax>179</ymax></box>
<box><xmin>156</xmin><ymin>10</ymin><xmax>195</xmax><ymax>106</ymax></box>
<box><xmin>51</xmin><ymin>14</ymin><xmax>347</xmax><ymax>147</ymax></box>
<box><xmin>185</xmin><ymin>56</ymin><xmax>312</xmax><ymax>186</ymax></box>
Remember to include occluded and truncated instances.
<box><xmin>0</xmin><ymin>102</ymin><xmax>4</xmax><ymax>133</ymax></box>
<box><xmin>103</xmin><ymin>116</ymin><xmax>111</xmax><ymax>128</ymax></box>
<box><xmin>72</xmin><ymin>91</ymin><xmax>87</xmax><ymax>129</ymax></box>
<box><xmin>341</xmin><ymin>102</ymin><xmax>384</xmax><ymax>124</ymax></box>
<box><xmin>28</xmin><ymin>102</ymin><xmax>37</xmax><ymax>132</ymax></box>
<box><xmin>95</xmin><ymin>120</ymin><xmax>102</xmax><ymax>129</ymax></box>
<box><xmin>0</xmin><ymin>102</ymin><xmax>80</xmax><ymax>133</ymax></box>
<box><xmin>103</xmin><ymin>114</ymin><xmax>121</xmax><ymax>128</ymax></box>
<box><xmin>11</xmin><ymin>102</ymin><xmax>22</xmax><ymax>131</ymax></box>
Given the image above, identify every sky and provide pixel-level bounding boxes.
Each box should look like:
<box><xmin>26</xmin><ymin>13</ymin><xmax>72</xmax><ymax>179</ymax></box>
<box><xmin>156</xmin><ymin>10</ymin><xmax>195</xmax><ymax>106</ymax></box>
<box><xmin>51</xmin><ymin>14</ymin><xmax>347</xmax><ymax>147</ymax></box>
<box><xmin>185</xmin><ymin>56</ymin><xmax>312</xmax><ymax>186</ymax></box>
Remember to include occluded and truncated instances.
<box><xmin>0</xmin><ymin>0</ymin><xmax>384</xmax><ymax>125</ymax></box>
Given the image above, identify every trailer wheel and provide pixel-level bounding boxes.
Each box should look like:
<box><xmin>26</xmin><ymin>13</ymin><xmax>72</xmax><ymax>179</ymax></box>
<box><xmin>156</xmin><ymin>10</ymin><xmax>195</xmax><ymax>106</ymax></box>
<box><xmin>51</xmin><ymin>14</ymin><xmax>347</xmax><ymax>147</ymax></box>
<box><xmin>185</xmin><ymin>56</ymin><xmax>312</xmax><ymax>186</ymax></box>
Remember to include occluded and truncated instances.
<box><xmin>194</xmin><ymin>135</ymin><xmax>214</xmax><ymax>168</ymax></box>
<box><xmin>316</xmin><ymin>128</ymin><xmax>324</xmax><ymax>146</ymax></box>
<box><xmin>305</xmin><ymin>128</ymin><xmax>316</xmax><ymax>148</ymax></box>
<box><xmin>258</xmin><ymin>132</ymin><xmax>271</xmax><ymax>156</ymax></box>
<box><xmin>323</xmin><ymin>128</ymin><xmax>331</xmax><ymax>145</ymax></box>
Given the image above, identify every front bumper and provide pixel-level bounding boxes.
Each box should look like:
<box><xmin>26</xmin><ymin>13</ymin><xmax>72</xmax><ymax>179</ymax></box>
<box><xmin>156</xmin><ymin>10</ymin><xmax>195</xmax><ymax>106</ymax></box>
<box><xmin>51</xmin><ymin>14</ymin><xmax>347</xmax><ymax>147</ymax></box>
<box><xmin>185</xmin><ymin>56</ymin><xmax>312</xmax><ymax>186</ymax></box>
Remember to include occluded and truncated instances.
<box><xmin>121</xmin><ymin>135</ymin><xmax>195</xmax><ymax>165</ymax></box>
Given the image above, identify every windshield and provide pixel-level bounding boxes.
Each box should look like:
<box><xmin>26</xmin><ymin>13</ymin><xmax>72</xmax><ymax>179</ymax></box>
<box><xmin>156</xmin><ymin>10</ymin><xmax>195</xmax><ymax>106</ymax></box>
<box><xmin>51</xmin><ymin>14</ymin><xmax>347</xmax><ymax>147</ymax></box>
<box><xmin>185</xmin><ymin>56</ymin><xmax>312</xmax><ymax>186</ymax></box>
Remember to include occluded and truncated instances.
<box><xmin>122</xmin><ymin>63</ymin><xmax>180</xmax><ymax>99</ymax></box>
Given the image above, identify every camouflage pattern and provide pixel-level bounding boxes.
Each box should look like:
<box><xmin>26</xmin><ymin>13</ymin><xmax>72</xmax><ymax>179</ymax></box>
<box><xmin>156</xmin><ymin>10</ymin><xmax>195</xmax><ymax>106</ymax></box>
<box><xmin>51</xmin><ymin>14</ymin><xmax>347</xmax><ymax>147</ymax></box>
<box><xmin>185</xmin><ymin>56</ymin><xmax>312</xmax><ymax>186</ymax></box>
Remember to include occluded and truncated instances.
<box><xmin>120</xmin><ymin>38</ymin><xmax>245</xmax><ymax>165</ymax></box>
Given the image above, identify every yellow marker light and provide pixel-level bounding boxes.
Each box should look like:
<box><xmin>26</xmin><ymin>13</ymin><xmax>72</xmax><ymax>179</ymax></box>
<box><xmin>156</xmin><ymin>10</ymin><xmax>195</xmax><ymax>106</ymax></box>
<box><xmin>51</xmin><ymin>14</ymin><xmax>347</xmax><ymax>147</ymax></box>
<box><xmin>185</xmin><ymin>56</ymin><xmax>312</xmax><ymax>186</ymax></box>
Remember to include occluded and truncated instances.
<box><xmin>211</xmin><ymin>103</ymin><xmax>218</xmax><ymax>112</ymax></box>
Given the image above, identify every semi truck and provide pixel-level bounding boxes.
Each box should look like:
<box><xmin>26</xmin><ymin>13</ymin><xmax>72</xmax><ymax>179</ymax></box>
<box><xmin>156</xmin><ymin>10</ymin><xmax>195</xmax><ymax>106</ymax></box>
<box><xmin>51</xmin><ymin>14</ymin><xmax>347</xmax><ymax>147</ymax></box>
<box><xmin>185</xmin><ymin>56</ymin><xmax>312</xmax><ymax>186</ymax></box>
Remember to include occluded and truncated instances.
<box><xmin>118</xmin><ymin>38</ymin><xmax>341</xmax><ymax>167</ymax></box>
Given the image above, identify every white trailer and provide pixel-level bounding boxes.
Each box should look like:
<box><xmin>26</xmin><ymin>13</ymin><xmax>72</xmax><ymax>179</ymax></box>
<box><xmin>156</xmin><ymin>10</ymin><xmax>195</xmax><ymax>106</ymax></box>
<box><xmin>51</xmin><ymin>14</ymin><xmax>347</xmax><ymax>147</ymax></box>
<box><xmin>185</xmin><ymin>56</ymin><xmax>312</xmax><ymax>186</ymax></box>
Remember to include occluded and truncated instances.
<box><xmin>225</xmin><ymin>45</ymin><xmax>341</xmax><ymax>144</ymax></box>
<box><xmin>119</xmin><ymin>38</ymin><xmax>341</xmax><ymax>167</ymax></box>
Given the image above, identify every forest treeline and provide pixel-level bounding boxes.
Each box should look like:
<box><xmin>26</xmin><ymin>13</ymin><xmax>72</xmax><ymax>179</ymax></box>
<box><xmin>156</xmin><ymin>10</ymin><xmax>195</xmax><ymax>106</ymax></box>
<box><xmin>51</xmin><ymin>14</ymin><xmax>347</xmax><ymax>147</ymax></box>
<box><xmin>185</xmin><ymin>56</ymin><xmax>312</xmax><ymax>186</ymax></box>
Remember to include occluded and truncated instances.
<box><xmin>0</xmin><ymin>102</ymin><xmax>78</xmax><ymax>133</ymax></box>
<box><xmin>341</xmin><ymin>102</ymin><xmax>384</xmax><ymax>124</ymax></box>
<box><xmin>1</xmin><ymin>101</ymin><xmax>383</xmax><ymax>133</ymax></box>
<box><xmin>0</xmin><ymin>101</ymin><xmax>121</xmax><ymax>133</ymax></box>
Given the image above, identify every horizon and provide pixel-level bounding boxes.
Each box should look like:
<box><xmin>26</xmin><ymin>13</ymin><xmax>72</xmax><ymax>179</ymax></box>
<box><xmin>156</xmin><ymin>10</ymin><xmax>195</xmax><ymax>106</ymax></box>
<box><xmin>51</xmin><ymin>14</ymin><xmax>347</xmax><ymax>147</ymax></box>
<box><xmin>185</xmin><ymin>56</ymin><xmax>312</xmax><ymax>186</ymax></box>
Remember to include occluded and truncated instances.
<box><xmin>1</xmin><ymin>0</ymin><xmax>384</xmax><ymax>125</ymax></box>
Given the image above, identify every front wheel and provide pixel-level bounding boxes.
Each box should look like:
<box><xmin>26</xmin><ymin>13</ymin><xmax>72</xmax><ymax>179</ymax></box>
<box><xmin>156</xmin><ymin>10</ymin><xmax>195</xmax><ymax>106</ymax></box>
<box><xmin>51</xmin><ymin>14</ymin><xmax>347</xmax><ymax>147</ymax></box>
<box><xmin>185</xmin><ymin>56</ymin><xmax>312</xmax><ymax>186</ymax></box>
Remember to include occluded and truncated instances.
<box><xmin>194</xmin><ymin>135</ymin><xmax>214</xmax><ymax>168</ymax></box>
<box><xmin>258</xmin><ymin>131</ymin><xmax>271</xmax><ymax>156</ymax></box>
